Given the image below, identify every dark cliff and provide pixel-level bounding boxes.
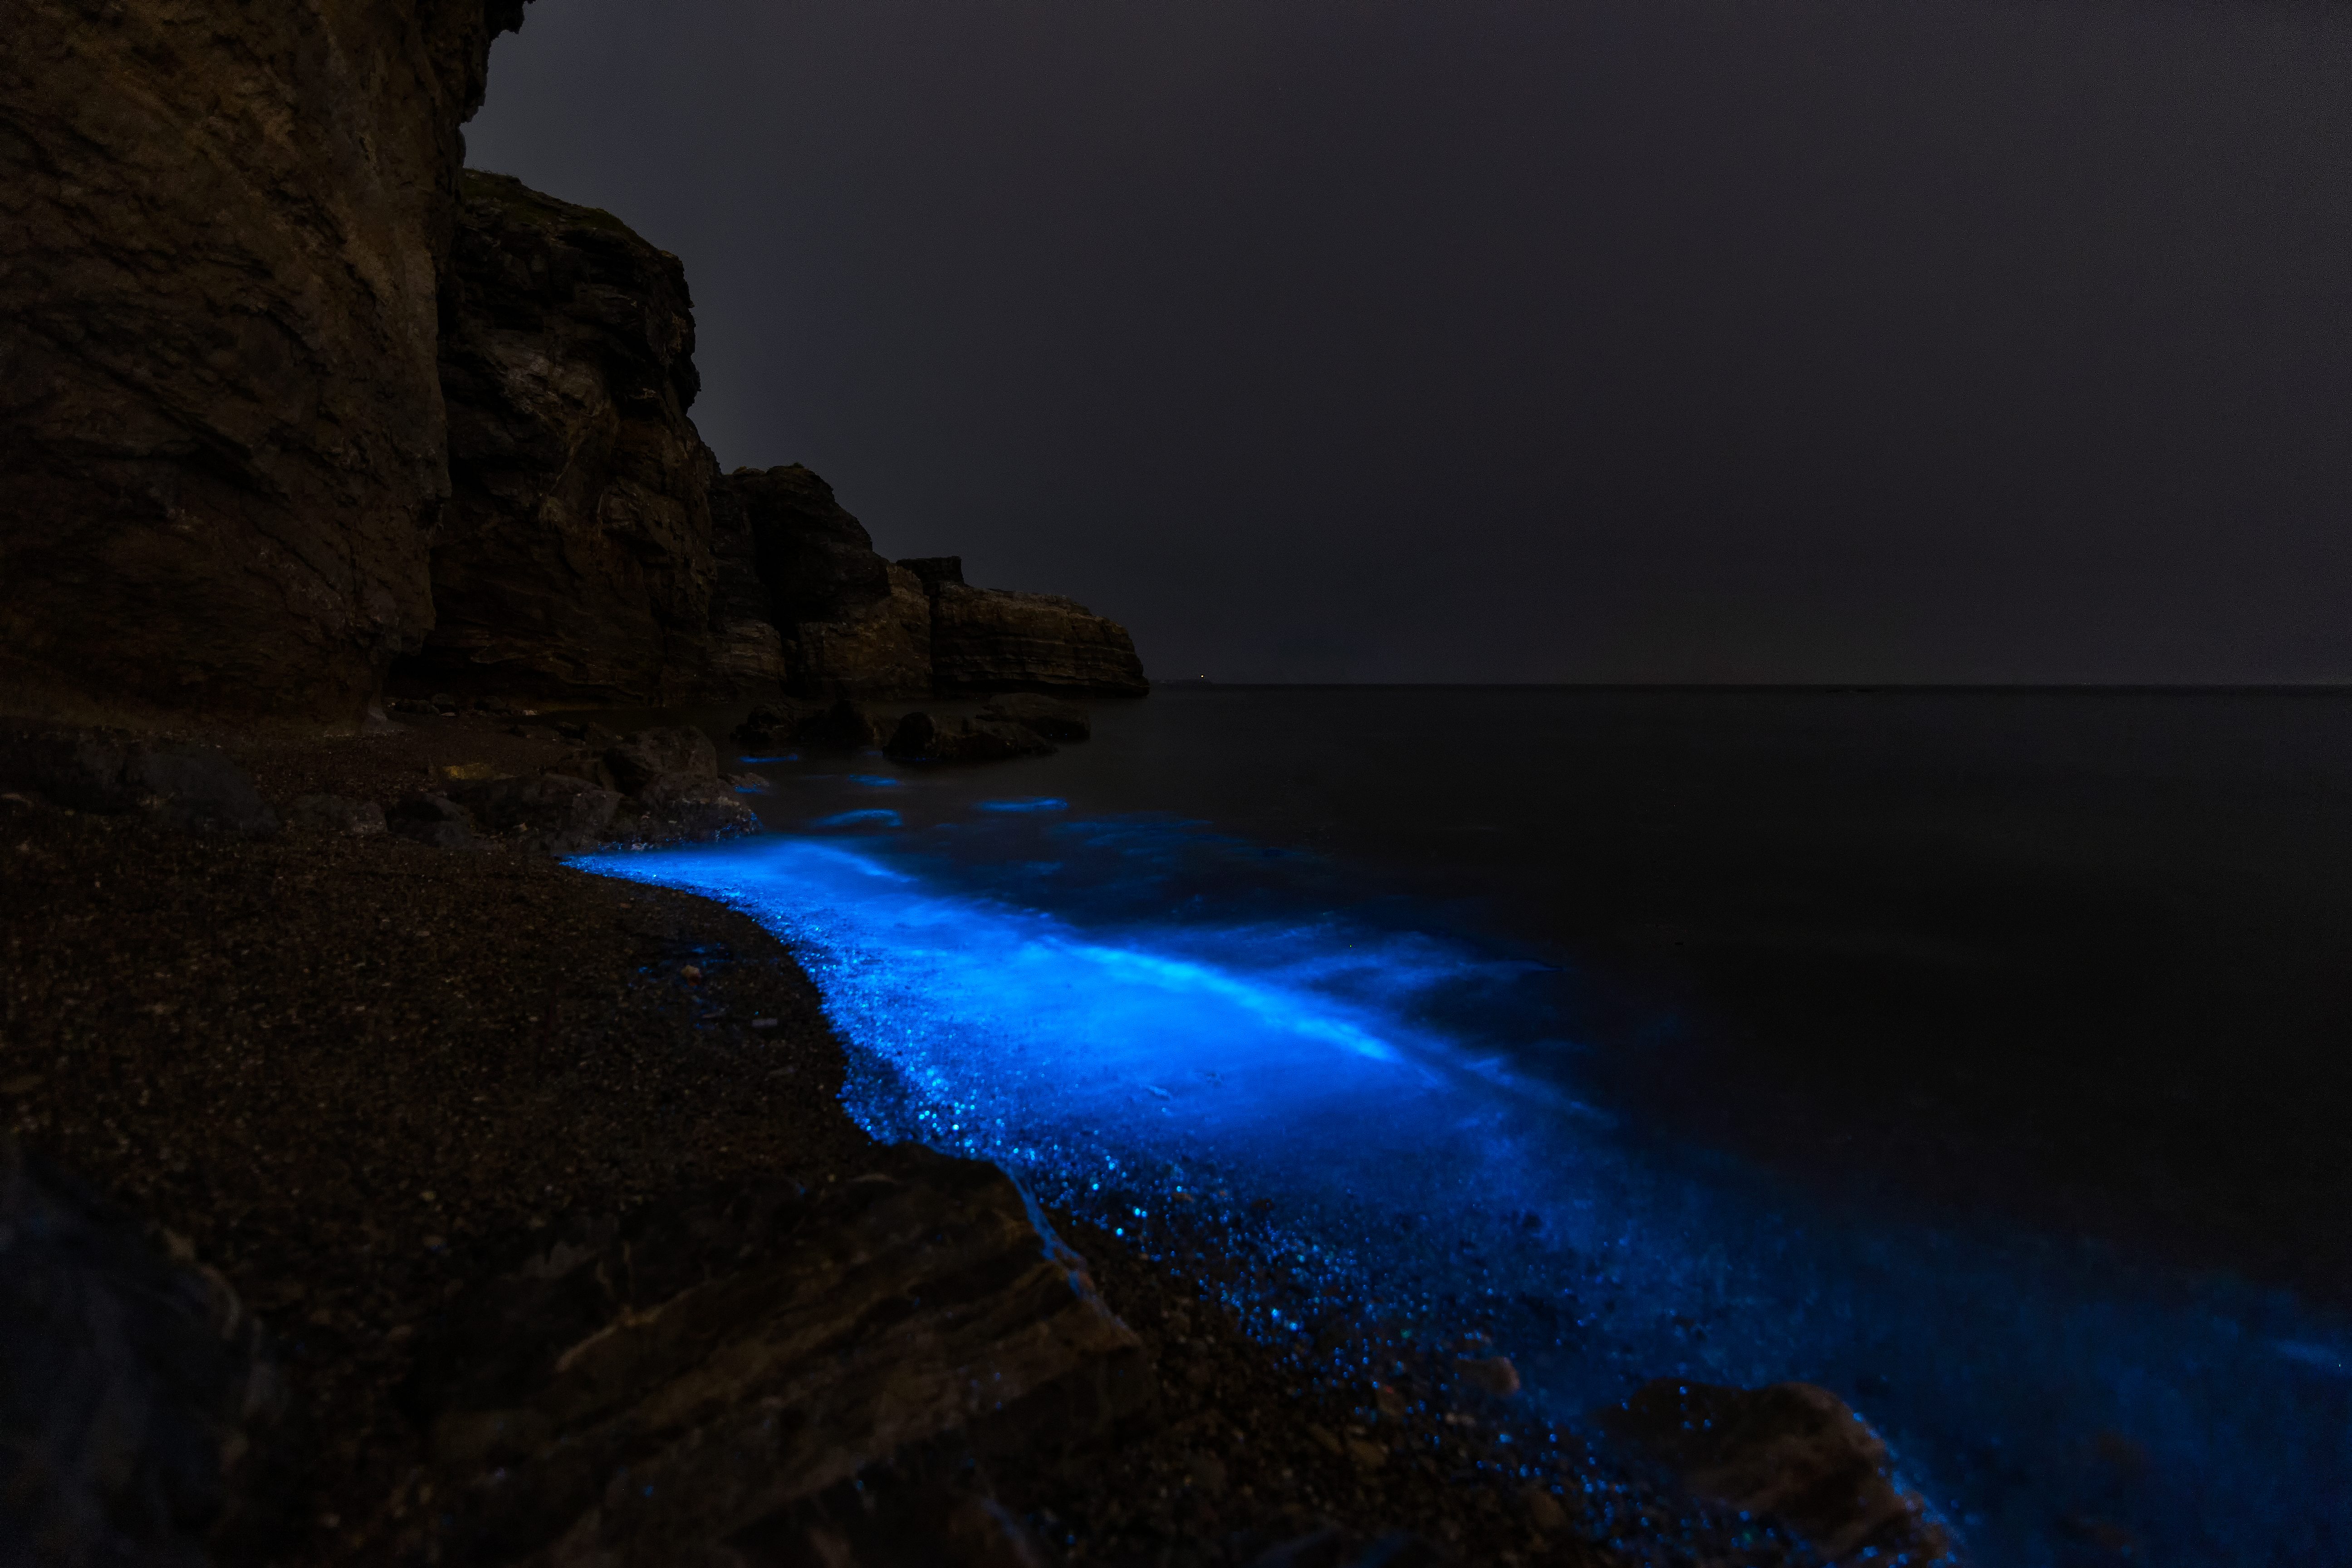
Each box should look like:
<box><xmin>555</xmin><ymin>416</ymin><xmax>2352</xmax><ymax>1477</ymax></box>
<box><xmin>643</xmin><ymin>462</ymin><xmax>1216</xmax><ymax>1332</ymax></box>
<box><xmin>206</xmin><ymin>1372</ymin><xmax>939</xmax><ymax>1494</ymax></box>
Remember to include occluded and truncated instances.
<box><xmin>400</xmin><ymin>171</ymin><xmax>781</xmax><ymax>704</ymax></box>
<box><xmin>0</xmin><ymin>0</ymin><xmax>529</xmax><ymax>722</ymax></box>
<box><xmin>0</xmin><ymin>0</ymin><xmax>1142</xmax><ymax>723</ymax></box>
<box><xmin>716</xmin><ymin>465</ymin><xmax>933</xmax><ymax>700</ymax></box>
<box><xmin>927</xmin><ymin>573</ymin><xmax>1151</xmax><ymax>697</ymax></box>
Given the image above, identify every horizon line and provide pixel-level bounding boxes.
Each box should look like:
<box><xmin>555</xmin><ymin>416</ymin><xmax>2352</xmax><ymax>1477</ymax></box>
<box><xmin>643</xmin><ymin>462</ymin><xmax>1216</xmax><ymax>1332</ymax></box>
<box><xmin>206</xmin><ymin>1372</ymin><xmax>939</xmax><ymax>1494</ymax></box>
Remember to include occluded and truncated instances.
<box><xmin>1147</xmin><ymin>680</ymin><xmax>2352</xmax><ymax>694</ymax></box>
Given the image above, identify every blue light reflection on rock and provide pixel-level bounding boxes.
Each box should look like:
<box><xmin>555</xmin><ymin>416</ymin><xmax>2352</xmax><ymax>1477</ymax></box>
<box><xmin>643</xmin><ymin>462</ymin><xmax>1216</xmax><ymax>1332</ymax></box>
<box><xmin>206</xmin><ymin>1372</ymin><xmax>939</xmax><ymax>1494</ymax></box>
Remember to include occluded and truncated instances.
<box><xmin>576</xmin><ymin>820</ymin><xmax>2352</xmax><ymax>1567</ymax></box>
<box><xmin>975</xmin><ymin>797</ymin><xmax>1069</xmax><ymax>813</ymax></box>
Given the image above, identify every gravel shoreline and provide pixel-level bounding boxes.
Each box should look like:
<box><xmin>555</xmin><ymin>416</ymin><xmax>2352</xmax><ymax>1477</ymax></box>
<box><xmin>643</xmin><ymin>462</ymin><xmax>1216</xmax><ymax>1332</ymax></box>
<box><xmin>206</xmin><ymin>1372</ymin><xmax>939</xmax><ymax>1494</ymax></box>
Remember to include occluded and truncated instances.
<box><xmin>3</xmin><ymin>715</ymin><xmax>1826</xmax><ymax>1567</ymax></box>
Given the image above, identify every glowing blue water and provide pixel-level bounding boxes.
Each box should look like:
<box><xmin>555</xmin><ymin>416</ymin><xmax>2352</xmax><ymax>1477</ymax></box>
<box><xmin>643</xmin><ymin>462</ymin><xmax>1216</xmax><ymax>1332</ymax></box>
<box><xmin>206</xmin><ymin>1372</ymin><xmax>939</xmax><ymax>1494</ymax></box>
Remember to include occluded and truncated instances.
<box><xmin>578</xmin><ymin>810</ymin><xmax>2351</xmax><ymax>1567</ymax></box>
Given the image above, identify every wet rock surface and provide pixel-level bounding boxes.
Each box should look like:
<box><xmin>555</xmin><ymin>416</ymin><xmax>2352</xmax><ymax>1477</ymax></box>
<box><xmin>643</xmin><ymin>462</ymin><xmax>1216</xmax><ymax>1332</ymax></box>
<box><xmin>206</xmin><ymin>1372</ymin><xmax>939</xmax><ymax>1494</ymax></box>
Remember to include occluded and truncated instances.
<box><xmin>1601</xmin><ymin>1380</ymin><xmax>1962</xmax><ymax>1566</ymax></box>
<box><xmin>886</xmin><ymin>710</ymin><xmax>1059</xmax><ymax>764</ymax></box>
<box><xmin>402</xmin><ymin>173</ymin><xmax>752</xmax><ymax>707</ymax></box>
<box><xmin>0</xmin><ymin>1135</ymin><xmax>291</xmax><ymax>1566</ymax></box>
<box><xmin>0</xmin><ymin>0</ymin><xmax>527</xmax><ymax>721</ymax></box>
<box><xmin>734</xmin><ymin>697</ymin><xmax>882</xmax><ymax>754</ymax></box>
<box><xmin>983</xmin><ymin>692</ymin><xmax>1094</xmax><ymax>741</ymax></box>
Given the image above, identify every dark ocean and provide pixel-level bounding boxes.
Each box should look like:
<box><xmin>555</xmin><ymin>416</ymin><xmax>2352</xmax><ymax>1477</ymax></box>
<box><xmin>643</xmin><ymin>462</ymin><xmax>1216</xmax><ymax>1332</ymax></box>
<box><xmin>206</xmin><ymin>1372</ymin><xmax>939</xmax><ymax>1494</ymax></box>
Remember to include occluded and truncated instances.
<box><xmin>589</xmin><ymin>686</ymin><xmax>2352</xmax><ymax>1566</ymax></box>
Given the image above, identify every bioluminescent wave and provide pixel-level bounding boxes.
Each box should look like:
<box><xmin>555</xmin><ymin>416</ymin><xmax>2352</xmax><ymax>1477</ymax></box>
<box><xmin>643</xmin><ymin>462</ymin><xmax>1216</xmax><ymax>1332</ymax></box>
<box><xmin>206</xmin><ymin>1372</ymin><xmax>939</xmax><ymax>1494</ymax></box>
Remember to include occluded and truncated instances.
<box><xmin>578</xmin><ymin>818</ymin><xmax>2352</xmax><ymax>1567</ymax></box>
<box><xmin>807</xmin><ymin>808</ymin><xmax>902</xmax><ymax>829</ymax></box>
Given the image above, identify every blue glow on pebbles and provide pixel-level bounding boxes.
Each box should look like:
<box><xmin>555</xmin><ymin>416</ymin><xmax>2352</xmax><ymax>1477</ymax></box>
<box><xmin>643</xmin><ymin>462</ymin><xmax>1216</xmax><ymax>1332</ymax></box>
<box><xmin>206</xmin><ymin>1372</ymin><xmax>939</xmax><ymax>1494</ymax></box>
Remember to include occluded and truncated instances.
<box><xmin>577</xmin><ymin>825</ymin><xmax>2352</xmax><ymax>1566</ymax></box>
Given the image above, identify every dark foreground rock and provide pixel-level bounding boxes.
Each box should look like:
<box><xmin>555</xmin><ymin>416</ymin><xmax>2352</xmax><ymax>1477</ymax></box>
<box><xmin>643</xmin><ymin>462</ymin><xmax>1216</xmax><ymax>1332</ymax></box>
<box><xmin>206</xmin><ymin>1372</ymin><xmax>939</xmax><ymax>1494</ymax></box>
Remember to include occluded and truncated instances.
<box><xmin>885</xmin><ymin>710</ymin><xmax>1057</xmax><ymax>764</ymax></box>
<box><xmin>0</xmin><ymin>1135</ymin><xmax>291</xmax><ymax>1565</ymax></box>
<box><xmin>601</xmin><ymin>724</ymin><xmax>720</xmax><ymax>793</ymax></box>
<box><xmin>0</xmin><ymin>723</ymin><xmax>279</xmax><ymax>838</ymax></box>
<box><xmin>1601</xmin><ymin>1378</ymin><xmax>1963</xmax><ymax>1566</ymax></box>
<box><xmin>399</xmin><ymin>1145</ymin><xmax>1152</xmax><ymax>1565</ymax></box>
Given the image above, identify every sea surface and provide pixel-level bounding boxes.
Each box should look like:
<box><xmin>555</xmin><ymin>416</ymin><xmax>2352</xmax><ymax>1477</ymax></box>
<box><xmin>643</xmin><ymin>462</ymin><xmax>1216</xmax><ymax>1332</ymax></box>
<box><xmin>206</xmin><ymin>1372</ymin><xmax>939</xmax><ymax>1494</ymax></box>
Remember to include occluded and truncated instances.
<box><xmin>580</xmin><ymin>686</ymin><xmax>2352</xmax><ymax>1567</ymax></box>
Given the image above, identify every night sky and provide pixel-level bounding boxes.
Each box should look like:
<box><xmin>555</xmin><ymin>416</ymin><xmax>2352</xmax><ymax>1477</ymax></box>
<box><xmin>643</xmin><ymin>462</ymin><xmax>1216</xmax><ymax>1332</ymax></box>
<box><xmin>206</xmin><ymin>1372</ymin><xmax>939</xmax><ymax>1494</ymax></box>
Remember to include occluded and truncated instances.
<box><xmin>466</xmin><ymin>0</ymin><xmax>2352</xmax><ymax>685</ymax></box>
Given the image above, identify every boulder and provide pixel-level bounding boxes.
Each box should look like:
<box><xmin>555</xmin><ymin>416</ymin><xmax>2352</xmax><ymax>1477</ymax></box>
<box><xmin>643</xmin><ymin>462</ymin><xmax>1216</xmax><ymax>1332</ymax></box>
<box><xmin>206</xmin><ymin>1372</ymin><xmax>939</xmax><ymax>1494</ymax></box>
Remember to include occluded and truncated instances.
<box><xmin>718</xmin><ymin>466</ymin><xmax>933</xmax><ymax>699</ymax></box>
<box><xmin>629</xmin><ymin>769</ymin><xmax>760</xmax><ymax>841</ymax></box>
<box><xmin>980</xmin><ymin>691</ymin><xmax>1092</xmax><ymax>741</ymax></box>
<box><xmin>0</xmin><ymin>724</ymin><xmax>279</xmax><ymax>838</ymax></box>
<box><xmin>798</xmin><ymin>698</ymin><xmax>885</xmax><ymax>752</ymax></box>
<box><xmin>0</xmin><ymin>0</ymin><xmax>529</xmax><ymax>721</ymax></box>
<box><xmin>885</xmin><ymin>711</ymin><xmax>1057</xmax><ymax>765</ymax></box>
<box><xmin>603</xmin><ymin>725</ymin><xmax>720</xmax><ymax>793</ymax></box>
<box><xmin>448</xmin><ymin>773</ymin><xmax>622</xmax><ymax>855</ymax></box>
<box><xmin>397</xmin><ymin>172</ymin><xmax>759</xmax><ymax>706</ymax></box>
<box><xmin>0</xmin><ymin>1137</ymin><xmax>290</xmax><ymax>1563</ymax></box>
<box><xmin>731</xmin><ymin>701</ymin><xmax>823</xmax><ymax>752</ymax></box>
<box><xmin>1600</xmin><ymin>1379</ymin><xmax>1963</xmax><ymax>1566</ymax></box>
<box><xmin>399</xmin><ymin>1145</ymin><xmax>1152</xmax><ymax>1565</ymax></box>
<box><xmin>928</xmin><ymin>582</ymin><xmax>1149</xmax><ymax>697</ymax></box>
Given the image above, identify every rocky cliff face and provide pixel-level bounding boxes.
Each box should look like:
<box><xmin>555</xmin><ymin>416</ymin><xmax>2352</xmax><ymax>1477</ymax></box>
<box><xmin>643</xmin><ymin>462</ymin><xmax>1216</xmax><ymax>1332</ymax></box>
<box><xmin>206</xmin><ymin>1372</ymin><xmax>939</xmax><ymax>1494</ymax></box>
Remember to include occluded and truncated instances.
<box><xmin>398</xmin><ymin>172</ymin><xmax>780</xmax><ymax>705</ymax></box>
<box><xmin>925</xmin><ymin>569</ymin><xmax>1152</xmax><ymax>697</ymax></box>
<box><xmin>717</xmin><ymin>465</ymin><xmax>935</xmax><ymax>699</ymax></box>
<box><xmin>0</xmin><ymin>0</ymin><xmax>529</xmax><ymax>723</ymax></box>
<box><xmin>0</xmin><ymin>0</ymin><xmax>1141</xmax><ymax>724</ymax></box>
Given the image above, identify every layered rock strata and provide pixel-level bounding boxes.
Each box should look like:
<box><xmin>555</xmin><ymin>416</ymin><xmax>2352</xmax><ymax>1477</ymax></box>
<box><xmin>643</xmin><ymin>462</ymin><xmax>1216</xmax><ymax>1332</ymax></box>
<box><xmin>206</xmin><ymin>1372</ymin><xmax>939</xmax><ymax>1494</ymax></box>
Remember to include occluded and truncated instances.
<box><xmin>399</xmin><ymin>1144</ymin><xmax>1152</xmax><ymax>1565</ymax></box>
<box><xmin>716</xmin><ymin>465</ymin><xmax>934</xmax><ymax>699</ymax></box>
<box><xmin>922</xmin><ymin>567</ymin><xmax>1150</xmax><ymax>697</ymax></box>
<box><xmin>398</xmin><ymin>172</ymin><xmax>776</xmax><ymax>705</ymax></box>
<box><xmin>0</xmin><ymin>0</ymin><xmax>529</xmax><ymax>722</ymax></box>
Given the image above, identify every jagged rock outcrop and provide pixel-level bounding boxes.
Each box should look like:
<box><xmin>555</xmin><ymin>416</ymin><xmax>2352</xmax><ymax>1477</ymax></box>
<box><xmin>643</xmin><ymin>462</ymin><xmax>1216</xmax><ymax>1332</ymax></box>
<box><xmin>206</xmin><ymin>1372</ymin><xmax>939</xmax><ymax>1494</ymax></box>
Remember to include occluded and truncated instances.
<box><xmin>397</xmin><ymin>172</ymin><xmax>780</xmax><ymax>705</ymax></box>
<box><xmin>1601</xmin><ymin>1379</ymin><xmax>1964</xmax><ymax>1566</ymax></box>
<box><xmin>0</xmin><ymin>0</ymin><xmax>530</xmax><ymax>722</ymax></box>
<box><xmin>397</xmin><ymin>1144</ymin><xmax>1153</xmax><ymax>1565</ymax></box>
<box><xmin>717</xmin><ymin>466</ymin><xmax>935</xmax><ymax>699</ymax></box>
<box><xmin>0</xmin><ymin>1136</ymin><xmax>292</xmax><ymax>1563</ymax></box>
<box><xmin>924</xmin><ymin>566</ymin><xmax>1151</xmax><ymax>697</ymax></box>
